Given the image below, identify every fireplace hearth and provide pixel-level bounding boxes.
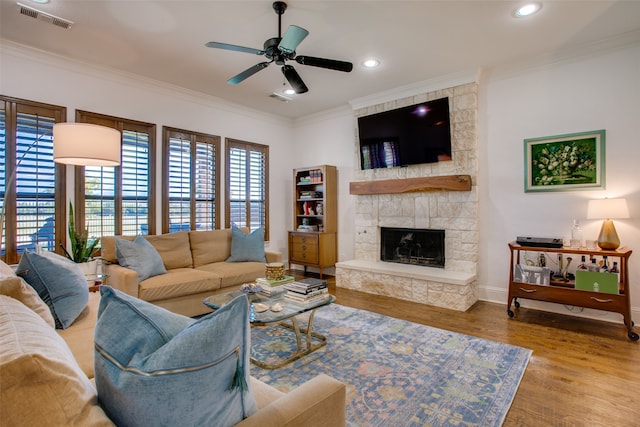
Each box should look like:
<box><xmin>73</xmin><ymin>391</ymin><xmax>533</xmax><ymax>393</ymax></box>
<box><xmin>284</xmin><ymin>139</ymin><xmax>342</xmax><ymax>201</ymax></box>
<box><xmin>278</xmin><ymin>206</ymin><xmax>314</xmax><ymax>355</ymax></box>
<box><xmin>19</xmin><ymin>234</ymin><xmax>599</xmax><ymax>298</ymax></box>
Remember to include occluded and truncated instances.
<box><xmin>380</xmin><ymin>227</ymin><xmax>445</xmax><ymax>268</ymax></box>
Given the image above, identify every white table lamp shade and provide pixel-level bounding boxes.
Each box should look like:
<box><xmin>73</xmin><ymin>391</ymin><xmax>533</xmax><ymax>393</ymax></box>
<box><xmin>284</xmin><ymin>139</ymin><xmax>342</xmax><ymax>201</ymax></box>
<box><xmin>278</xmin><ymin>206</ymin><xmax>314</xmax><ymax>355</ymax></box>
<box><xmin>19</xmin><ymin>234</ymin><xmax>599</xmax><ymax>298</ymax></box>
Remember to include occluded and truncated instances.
<box><xmin>586</xmin><ymin>198</ymin><xmax>630</xmax><ymax>220</ymax></box>
<box><xmin>53</xmin><ymin>123</ymin><xmax>121</xmax><ymax>166</ymax></box>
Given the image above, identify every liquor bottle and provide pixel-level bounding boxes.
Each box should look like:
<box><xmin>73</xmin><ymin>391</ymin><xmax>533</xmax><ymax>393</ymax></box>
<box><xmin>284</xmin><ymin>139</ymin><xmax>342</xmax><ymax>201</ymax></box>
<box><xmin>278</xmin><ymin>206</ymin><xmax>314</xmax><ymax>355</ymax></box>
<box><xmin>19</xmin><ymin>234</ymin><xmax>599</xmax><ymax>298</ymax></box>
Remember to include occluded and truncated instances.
<box><xmin>610</xmin><ymin>262</ymin><xmax>619</xmax><ymax>274</ymax></box>
<box><xmin>600</xmin><ymin>256</ymin><xmax>609</xmax><ymax>273</ymax></box>
<box><xmin>555</xmin><ymin>254</ymin><xmax>563</xmax><ymax>277</ymax></box>
<box><xmin>588</xmin><ymin>258</ymin><xmax>599</xmax><ymax>272</ymax></box>
<box><xmin>577</xmin><ymin>256</ymin><xmax>588</xmax><ymax>271</ymax></box>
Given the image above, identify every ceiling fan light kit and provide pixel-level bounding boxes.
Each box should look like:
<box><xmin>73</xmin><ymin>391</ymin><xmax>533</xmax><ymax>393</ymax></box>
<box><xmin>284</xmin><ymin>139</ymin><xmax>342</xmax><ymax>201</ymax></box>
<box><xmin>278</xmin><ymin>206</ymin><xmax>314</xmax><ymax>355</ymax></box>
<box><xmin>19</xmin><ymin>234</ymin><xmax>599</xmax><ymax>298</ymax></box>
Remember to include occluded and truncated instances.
<box><xmin>206</xmin><ymin>1</ymin><xmax>352</xmax><ymax>94</ymax></box>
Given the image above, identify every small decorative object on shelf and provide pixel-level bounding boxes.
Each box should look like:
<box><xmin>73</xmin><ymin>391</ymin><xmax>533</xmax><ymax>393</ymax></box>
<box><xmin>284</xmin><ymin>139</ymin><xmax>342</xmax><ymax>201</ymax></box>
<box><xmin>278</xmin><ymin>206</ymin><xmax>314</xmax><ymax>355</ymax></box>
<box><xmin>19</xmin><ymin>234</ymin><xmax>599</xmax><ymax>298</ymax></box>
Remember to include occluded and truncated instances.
<box><xmin>240</xmin><ymin>283</ymin><xmax>263</xmax><ymax>294</ymax></box>
<box><xmin>265</xmin><ymin>262</ymin><xmax>286</xmax><ymax>281</ymax></box>
<box><xmin>570</xmin><ymin>219</ymin><xmax>583</xmax><ymax>248</ymax></box>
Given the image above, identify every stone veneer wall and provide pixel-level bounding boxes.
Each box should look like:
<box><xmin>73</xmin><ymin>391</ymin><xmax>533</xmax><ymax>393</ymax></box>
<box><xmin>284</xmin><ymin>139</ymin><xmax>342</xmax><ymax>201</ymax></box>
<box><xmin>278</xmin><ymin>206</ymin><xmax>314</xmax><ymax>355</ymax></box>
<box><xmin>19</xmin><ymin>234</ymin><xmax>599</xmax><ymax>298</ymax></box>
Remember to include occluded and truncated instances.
<box><xmin>336</xmin><ymin>82</ymin><xmax>479</xmax><ymax>311</ymax></box>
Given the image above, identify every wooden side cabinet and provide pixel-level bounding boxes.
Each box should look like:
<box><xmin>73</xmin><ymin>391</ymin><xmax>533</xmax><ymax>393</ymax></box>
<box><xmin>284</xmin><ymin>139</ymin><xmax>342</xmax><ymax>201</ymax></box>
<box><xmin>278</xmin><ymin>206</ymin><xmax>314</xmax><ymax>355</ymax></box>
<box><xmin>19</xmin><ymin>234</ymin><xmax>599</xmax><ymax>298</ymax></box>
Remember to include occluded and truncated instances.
<box><xmin>507</xmin><ymin>242</ymin><xmax>636</xmax><ymax>340</ymax></box>
<box><xmin>289</xmin><ymin>165</ymin><xmax>337</xmax><ymax>277</ymax></box>
<box><xmin>288</xmin><ymin>231</ymin><xmax>336</xmax><ymax>278</ymax></box>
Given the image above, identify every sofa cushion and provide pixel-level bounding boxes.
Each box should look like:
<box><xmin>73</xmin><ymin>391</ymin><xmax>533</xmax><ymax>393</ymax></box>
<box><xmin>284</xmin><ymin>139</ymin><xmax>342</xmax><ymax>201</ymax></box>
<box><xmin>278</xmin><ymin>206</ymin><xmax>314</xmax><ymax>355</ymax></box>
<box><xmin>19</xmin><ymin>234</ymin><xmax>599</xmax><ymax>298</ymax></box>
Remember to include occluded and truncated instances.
<box><xmin>115</xmin><ymin>235</ymin><xmax>167</xmax><ymax>281</ymax></box>
<box><xmin>189</xmin><ymin>229</ymin><xmax>233</xmax><ymax>267</ymax></box>
<box><xmin>0</xmin><ymin>259</ymin><xmax>16</xmax><ymax>278</ymax></box>
<box><xmin>138</xmin><ymin>268</ymin><xmax>222</xmax><ymax>302</ymax></box>
<box><xmin>99</xmin><ymin>235</ymin><xmax>124</xmax><ymax>264</ymax></box>
<box><xmin>0</xmin><ymin>276</ymin><xmax>55</xmax><ymax>327</ymax></box>
<box><xmin>16</xmin><ymin>251</ymin><xmax>89</xmax><ymax>329</ymax></box>
<box><xmin>57</xmin><ymin>292</ymin><xmax>101</xmax><ymax>379</ymax></box>
<box><xmin>226</xmin><ymin>226</ymin><xmax>266</xmax><ymax>263</ymax></box>
<box><xmin>197</xmin><ymin>261</ymin><xmax>267</xmax><ymax>289</ymax></box>
<box><xmin>145</xmin><ymin>231</ymin><xmax>193</xmax><ymax>269</ymax></box>
<box><xmin>0</xmin><ymin>295</ymin><xmax>114</xmax><ymax>426</ymax></box>
<box><xmin>95</xmin><ymin>286</ymin><xmax>258</xmax><ymax>427</ymax></box>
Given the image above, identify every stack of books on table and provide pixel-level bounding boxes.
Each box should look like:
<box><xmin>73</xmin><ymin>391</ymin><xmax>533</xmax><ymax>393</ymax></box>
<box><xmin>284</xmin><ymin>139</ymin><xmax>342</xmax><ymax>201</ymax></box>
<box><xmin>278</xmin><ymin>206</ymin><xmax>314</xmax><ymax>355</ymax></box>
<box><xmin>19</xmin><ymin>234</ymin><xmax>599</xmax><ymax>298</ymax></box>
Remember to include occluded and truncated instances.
<box><xmin>256</xmin><ymin>276</ymin><xmax>295</xmax><ymax>297</ymax></box>
<box><xmin>283</xmin><ymin>278</ymin><xmax>329</xmax><ymax>304</ymax></box>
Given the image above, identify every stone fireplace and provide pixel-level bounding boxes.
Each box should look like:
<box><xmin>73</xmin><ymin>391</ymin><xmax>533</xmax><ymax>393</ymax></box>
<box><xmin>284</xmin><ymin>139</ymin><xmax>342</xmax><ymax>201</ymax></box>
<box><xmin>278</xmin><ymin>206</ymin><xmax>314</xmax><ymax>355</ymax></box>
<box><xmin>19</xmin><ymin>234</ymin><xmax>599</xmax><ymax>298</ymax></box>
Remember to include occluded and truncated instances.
<box><xmin>336</xmin><ymin>81</ymin><xmax>479</xmax><ymax>311</ymax></box>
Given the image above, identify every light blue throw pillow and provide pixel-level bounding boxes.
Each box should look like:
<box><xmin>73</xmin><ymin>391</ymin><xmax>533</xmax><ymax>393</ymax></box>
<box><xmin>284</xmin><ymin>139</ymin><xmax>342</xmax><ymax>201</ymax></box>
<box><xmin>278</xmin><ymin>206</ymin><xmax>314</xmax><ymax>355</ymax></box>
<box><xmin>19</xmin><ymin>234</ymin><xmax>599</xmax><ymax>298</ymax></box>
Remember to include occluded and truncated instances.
<box><xmin>226</xmin><ymin>226</ymin><xmax>266</xmax><ymax>262</ymax></box>
<box><xmin>114</xmin><ymin>235</ymin><xmax>167</xmax><ymax>281</ymax></box>
<box><xmin>16</xmin><ymin>251</ymin><xmax>89</xmax><ymax>329</ymax></box>
<box><xmin>94</xmin><ymin>286</ymin><xmax>258</xmax><ymax>427</ymax></box>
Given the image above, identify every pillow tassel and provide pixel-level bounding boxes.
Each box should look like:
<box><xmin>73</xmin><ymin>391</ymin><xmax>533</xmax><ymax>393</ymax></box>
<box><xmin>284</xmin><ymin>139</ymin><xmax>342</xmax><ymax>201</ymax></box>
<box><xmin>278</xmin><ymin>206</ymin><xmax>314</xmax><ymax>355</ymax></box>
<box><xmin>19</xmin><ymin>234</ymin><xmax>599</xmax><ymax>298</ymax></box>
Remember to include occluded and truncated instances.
<box><xmin>229</xmin><ymin>347</ymin><xmax>248</xmax><ymax>392</ymax></box>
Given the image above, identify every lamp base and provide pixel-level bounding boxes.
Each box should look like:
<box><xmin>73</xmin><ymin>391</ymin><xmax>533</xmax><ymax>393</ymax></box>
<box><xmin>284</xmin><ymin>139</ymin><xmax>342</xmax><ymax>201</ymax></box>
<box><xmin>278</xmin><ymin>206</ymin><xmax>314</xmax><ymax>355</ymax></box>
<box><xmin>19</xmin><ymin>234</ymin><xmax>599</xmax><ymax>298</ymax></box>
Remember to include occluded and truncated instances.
<box><xmin>597</xmin><ymin>219</ymin><xmax>620</xmax><ymax>250</ymax></box>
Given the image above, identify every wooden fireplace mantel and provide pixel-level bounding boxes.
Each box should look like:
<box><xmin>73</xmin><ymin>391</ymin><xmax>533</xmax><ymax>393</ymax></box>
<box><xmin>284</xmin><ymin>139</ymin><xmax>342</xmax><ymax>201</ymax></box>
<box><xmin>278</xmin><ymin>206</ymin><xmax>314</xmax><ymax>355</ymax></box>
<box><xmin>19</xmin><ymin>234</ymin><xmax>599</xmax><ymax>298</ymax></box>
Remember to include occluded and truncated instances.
<box><xmin>349</xmin><ymin>175</ymin><xmax>472</xmax><ymax>195</ymax></box>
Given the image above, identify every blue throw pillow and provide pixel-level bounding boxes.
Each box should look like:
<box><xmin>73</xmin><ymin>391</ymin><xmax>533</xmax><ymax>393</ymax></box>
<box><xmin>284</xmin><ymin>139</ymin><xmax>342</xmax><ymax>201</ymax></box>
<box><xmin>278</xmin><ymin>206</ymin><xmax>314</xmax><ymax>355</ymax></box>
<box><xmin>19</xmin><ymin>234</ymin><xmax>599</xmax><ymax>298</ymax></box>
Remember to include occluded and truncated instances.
<box><xmin>16</xmin><ymin>251</ymin><xmax>89</xmax><ymax>329</ymax></box>
<box><xmin>94</xmin><ymin>286</ymin><xmax>258</xmax><ymax>427</ymax></box>
<box><xmin>226</xmin><ymin>226</ymin><xmax>266</xmax><ymax>262</ymax></box>
<box><xmin>114</xmin><ymin>235</ymin><xmax>167</xmax><ymax>281</ymax></box>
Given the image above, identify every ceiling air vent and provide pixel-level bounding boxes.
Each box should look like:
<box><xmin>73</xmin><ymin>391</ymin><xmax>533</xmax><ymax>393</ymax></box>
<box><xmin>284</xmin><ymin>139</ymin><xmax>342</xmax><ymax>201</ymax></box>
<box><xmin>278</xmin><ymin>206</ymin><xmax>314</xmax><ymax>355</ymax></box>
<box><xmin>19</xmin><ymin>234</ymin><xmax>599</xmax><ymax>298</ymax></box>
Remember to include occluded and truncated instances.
<box><xmin>269</xmin><ymin>92</ymin><xmax>292</xmax><ymax>103</ymax></box>
<box><xmin>17</xmin><ymin>2</ymin><xmax>74</xmax><ymax>29</ymax></box>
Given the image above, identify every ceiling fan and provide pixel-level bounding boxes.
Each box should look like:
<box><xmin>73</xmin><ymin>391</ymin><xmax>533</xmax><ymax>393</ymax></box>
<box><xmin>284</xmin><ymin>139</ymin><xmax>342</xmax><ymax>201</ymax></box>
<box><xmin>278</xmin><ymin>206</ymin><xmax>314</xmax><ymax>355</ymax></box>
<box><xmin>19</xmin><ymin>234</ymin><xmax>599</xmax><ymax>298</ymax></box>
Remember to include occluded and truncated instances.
<box><xmin>205</xmin><ymin>1</ymin><xmax>353</xmax><ymax>94</ymax></box>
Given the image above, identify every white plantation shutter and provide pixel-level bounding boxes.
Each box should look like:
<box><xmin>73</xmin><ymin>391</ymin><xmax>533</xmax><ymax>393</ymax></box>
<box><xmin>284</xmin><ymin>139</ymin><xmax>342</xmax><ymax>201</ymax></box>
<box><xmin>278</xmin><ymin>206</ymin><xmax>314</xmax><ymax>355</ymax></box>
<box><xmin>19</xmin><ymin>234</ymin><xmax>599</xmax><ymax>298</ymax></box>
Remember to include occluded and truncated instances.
<box><xmin>225</xmin><ymin>139</ymin><xmax>268</xmax><ymax>240</ymax></box>
<box><xmin>164</xmin><ymin>128</ymin><xmax>219</xmax><ymax>232</ymax></box>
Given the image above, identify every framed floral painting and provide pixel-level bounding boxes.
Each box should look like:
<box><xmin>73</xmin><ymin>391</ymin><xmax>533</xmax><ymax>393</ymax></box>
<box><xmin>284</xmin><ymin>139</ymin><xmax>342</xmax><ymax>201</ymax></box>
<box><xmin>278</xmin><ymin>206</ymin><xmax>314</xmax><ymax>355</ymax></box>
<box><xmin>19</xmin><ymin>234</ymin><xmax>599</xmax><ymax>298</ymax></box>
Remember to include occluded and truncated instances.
<box><xmin>524</xmin><ymin>130</ymin><xmax>605</xmax><ymax>193</ymax></box>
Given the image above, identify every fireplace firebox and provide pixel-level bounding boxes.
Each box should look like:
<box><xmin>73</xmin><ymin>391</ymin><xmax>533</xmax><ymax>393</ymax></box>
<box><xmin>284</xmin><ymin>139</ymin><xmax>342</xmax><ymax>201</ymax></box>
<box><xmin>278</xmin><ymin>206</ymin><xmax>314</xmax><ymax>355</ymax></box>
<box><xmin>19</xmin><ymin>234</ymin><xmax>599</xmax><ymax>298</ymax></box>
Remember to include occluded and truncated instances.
<box><xmin>380</xmin><ymin>227</ymin><xmax>445</xmax><ymax>268</ymax></box>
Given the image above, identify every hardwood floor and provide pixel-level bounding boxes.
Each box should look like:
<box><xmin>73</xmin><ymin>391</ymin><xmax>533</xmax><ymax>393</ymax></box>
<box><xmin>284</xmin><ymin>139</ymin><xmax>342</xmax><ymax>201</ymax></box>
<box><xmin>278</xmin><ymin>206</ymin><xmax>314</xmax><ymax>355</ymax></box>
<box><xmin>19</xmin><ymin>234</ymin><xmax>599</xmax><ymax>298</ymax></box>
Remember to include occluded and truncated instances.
<box><xmin>298</xmin><ymin>272</ymin><xmax>640</xmax><ymax>426</ymax></box>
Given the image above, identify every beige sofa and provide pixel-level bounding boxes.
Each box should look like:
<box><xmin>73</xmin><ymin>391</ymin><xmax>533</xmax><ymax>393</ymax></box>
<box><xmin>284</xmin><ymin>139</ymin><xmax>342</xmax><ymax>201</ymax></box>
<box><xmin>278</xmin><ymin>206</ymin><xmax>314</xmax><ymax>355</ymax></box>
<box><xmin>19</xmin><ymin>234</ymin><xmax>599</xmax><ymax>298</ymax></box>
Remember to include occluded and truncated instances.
<box><xmin>101</xmin><ymin>229</ymin><xmax>283</xmax><ymax>317</ymax></box>
<box><xmin>1</xmin><ymin>287</ymin><xmax>347</xmax><ymax>426</ymax></box>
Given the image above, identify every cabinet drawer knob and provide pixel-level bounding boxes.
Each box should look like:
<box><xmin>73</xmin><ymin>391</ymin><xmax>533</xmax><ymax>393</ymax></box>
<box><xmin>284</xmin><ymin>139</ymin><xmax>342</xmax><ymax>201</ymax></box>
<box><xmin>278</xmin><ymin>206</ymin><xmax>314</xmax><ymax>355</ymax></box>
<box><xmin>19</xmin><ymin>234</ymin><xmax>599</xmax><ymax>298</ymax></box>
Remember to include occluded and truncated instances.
<box><xmin>590</xmin><ymin>297</ymin><xmax>613</xmax><ymax>303</ymax></box>
<box><xmin>519</xmin><ymin>288</ymin><xmax>537</xmax><ymax>293</ymax></box>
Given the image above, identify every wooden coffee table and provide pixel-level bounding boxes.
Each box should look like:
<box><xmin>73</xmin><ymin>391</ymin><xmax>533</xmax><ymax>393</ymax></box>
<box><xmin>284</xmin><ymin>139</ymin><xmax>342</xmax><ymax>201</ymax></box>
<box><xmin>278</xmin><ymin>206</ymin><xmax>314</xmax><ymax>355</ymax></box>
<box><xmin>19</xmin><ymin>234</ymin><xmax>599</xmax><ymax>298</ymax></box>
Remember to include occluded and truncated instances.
<box><xmin>204</xmin><ymin>290</ymin><xmax>335</xmax><ymax>369</ymax></box>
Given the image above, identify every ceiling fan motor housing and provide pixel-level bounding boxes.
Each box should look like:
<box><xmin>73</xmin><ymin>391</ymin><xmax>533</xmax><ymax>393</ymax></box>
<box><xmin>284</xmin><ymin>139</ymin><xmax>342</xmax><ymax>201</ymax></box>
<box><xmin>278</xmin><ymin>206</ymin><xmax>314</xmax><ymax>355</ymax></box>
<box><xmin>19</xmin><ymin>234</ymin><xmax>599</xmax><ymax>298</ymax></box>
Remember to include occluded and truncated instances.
<box><xmin>264</xmin><ymin>37</ymin><xmax>291</xmax><ymax>65</ymax></box>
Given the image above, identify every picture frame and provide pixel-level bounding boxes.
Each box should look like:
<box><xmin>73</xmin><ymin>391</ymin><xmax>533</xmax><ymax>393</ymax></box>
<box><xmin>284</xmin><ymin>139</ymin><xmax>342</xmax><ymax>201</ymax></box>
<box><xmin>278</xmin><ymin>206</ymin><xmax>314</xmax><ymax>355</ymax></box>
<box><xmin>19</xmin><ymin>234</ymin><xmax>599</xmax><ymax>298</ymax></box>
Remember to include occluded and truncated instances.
<box><xmin>524</xmin><ymin>130</ymin><xmax>605</xmax><ymax>193</ymax></box>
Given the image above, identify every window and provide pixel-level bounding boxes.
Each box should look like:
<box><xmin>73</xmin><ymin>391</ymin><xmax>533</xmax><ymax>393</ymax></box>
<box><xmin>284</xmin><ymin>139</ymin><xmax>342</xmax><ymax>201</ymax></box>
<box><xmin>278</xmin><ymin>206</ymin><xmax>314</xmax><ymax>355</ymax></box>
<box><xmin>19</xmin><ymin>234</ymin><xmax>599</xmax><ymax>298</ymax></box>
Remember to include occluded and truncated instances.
<box><xmin>163</xmin><ymin>127</ymin><xmax>220</xmax><ymax>232</ymax></box>
<box><xmin>75</xmin><ymin>111</ymin><xmax>156</xmax><ymax>238</ymax></box>
<box><xmin>225</xmin><ymin>138</ymin><xmax>269</xmax><ymax>240</ymax></box>
<box><xmin>0</xmin><ymin>96</ymin><xmax>66</xmax><ymax>264</ymax></box>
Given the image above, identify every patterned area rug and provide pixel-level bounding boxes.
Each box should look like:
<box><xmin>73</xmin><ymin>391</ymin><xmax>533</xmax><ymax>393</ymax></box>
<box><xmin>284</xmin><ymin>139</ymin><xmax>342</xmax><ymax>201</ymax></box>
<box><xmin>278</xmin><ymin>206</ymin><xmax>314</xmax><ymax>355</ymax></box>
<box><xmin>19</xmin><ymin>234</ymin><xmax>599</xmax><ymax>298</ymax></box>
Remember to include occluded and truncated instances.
<box><xmin>250</xmin><ymin>304</ymin><xmax>531</xmax><ymax>427</ymax></box>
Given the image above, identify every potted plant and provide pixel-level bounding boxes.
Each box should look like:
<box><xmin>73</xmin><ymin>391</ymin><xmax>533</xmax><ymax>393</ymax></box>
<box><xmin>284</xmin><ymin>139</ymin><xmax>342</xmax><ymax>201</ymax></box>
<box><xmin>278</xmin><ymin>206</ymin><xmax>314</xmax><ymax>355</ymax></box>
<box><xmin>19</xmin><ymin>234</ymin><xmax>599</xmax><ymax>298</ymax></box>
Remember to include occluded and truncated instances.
<box><xmin>62</xmin><ymin>202</ymin><xmax>101</xmax><ymax>282</ymax></box>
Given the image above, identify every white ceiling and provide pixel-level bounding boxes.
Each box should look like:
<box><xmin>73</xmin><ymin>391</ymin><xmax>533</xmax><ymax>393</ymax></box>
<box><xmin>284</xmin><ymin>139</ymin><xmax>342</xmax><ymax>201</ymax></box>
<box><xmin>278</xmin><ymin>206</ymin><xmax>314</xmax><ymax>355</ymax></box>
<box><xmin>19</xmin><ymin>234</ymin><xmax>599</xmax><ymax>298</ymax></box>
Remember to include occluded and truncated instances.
<box><xmin>2</xmin><ymin>0</ymin><xmax>640</xmax><ymax>119</ymax></box>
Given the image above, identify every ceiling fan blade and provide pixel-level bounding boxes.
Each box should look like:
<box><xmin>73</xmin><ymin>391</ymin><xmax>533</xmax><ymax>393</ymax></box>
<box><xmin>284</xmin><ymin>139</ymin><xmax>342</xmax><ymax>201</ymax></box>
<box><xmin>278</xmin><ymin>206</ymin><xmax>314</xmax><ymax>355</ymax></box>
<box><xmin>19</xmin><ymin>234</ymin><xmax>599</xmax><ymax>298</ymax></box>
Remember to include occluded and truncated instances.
<box><xmin>205</xmin><ymin>41</ymin><xmax>264</xmax><ymax>56</ymax></box>
<box><xmin>278</xmin><ymin>25</ymin><xmax>309</xmax><ymax>55</ymax></box>
<box><xmin>227</xmin><ymin>62</ymin><xmax>270</xmax><ymax>85</ymax></box>
<box><xmin>281</xmin><ymin>65</ymin><xmax>308</xmax><ymax>94</ymax></box>
<box><xmin>295</xmin><ymin>56</ymin><xmax>353</xmax><ymax>72</ymax></box>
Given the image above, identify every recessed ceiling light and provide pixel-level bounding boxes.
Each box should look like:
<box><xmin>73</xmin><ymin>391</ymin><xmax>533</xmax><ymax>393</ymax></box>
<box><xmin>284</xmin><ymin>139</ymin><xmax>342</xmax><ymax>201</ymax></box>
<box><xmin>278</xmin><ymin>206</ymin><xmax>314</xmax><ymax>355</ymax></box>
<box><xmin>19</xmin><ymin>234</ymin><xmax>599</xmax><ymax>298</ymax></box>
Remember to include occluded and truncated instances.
<box><xmin>362</xmin><ymin>59</ymin><xmax>380</xmax><ymax>68</ymax></box>
<box><xmin>514</xmin><ymin>3</ymin><xmax>541</xmax><ymax>17</ymax></box>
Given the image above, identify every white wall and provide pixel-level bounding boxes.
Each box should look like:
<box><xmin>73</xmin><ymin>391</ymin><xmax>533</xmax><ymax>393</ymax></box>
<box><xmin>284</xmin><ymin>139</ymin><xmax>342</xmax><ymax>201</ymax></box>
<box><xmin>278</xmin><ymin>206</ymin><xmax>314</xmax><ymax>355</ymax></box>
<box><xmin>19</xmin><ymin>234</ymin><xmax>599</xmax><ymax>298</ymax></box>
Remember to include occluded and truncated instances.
<box><xmin>0</xmin><ymin>42</ymin><xmax>294</xmax><ymax>256</ymax></box>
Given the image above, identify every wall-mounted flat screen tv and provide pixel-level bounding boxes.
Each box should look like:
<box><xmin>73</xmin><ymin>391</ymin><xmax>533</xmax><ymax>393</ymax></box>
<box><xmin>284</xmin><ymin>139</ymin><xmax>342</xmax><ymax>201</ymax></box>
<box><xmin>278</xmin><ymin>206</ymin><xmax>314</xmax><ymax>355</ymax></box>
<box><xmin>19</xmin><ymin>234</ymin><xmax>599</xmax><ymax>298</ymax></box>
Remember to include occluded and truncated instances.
<box><xmin>357</xmin><ymin>97</ymin><xmax>452</xmax><ymax>170</ymax></box>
